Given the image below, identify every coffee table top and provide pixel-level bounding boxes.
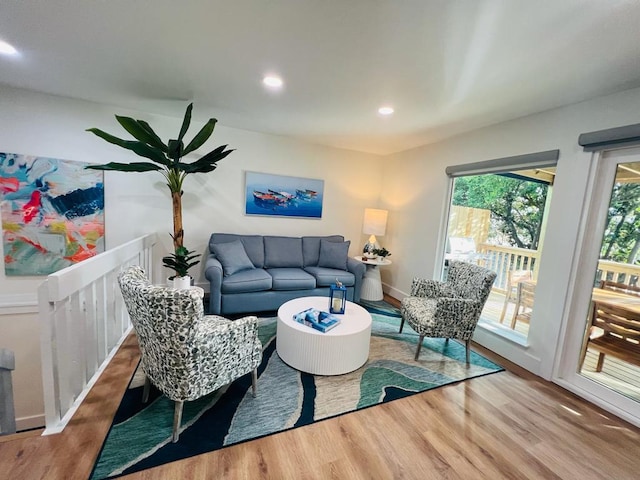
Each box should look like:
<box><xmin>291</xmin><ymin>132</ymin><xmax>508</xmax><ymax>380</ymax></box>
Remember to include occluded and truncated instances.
<box><xmin>277</xmin><ymin>296</ymin><xmax>371</xmax><ymax>336</ymax></box>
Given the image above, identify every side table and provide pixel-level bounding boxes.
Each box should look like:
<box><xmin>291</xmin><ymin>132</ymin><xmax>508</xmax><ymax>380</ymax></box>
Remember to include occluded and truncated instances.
<box><xmin>354</xmin><ymin>256</ymin><xmax>392</xmax><ymax>301</ymax></box>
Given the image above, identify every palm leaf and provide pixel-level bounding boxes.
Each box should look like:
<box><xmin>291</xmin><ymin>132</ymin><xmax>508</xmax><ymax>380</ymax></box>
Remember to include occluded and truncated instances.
<box><xmin>137</xmin><ymin>120</ymin><xmax>168</xmax><ymax>153</ymax></box>
<box><xmin>87</xmin><ymin>128</ymin><xmax>171</xmax><ymax>166</ymax></box>
<box><xmin>115</xmin><ymin>116</ymin><xmax>168</xmax><ymax>152</ymax></box>
<box><xmin>183</xmin><ymin>118</ymin><xmax>217</xmax><ymax>155</ymax></box>
<box><xmin>179</xmin><ymin>147</ymin><xmax>234</xmax><ymax>173</ymax></box>
<box><xmin>177</xmin><ymin>103</ymin><xmax>193</xmax><ymax>143</ymax></box>
<box><xmin>168</xmin><ymin>139</ymin><xmax>184</xmax><ymax>163</ymax></box>
<box><xmin>86</xmin><ymin>161</ymin><xmax>162</xmax><ymax>172</ymax></box>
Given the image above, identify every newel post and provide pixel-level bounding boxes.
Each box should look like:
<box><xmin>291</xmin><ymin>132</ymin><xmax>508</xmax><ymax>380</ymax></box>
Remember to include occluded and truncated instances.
<box><xmin>0</xmin><ymin>348</ymin><xmax>16</xmax><ymax>435</ymax></box>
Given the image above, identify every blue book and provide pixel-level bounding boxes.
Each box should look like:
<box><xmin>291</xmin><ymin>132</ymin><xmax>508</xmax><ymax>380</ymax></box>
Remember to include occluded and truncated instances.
<box><xmin>293</xmin><ymin>308</ymin><xmax>341</xmax><ymax>333</ymax></box>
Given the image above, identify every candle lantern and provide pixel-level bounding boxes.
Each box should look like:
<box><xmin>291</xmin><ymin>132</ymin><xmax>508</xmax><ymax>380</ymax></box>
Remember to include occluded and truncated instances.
<box><xmin>329</xmin><ymin>279</ymin><xmax>347</xmax><ymax>314</ymax></box>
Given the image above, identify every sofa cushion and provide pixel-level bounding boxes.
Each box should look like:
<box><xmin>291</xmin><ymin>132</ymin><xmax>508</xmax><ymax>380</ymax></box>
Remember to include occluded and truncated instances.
<box><xmin>318</xmin><ymin>239</ymin><xmax>350</xmax><ymax>270</ymax></box>
<box><xmin>221</xmin><ymin>268</ymin><xmax>272</xmax><ymax>294</ymax></box>
<box><xmin>304</xmin><ymin>267</ymin><xmax>355</xmax><ymax>287</ymax></box>
<box><xmin>302</xmin><ymin>235</ymin><xmax>345</xmax><ymax>267</ymax></box>
<box><xmin>210</xmin><ymin>234</ymin><xmax>265</xmax><ymax>268</ymax></box>
<box><xmin>266</xmin><ymin>268</ymin><xmax>316</xmax><ymax>290</ymax></box>
<box><xmin>264</xmin><ymin>236</ymin><xmax>303</xmax><ymax>268</ymax></box>
<box><xmin>211</xmin><ymin>240</ymin><xmax>255</xmax><ymax>277</ymax></box>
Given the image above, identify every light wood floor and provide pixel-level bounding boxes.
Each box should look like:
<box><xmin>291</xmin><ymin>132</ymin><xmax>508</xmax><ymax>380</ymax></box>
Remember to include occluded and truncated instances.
<box><xmin>2</xmin><ymin>297</ymin><xmax>640</xmax><ymax>479</ymax></box>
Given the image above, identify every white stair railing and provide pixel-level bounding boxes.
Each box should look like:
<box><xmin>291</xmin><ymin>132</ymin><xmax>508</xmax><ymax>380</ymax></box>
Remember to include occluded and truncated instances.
<box><xmin>39</xmin><ymin>233</ymin><xmax>157</xmax><ymax>434</ymax></box>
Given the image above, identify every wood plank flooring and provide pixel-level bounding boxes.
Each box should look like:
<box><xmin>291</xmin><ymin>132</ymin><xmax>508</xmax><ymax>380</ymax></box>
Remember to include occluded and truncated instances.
<box><xmin>2</xmin><ymin>297</ymin><xmax>640</xmax><ymax>479</ymax></box>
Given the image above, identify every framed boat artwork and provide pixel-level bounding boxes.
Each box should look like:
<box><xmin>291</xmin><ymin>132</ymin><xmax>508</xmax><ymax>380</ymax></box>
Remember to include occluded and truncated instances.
<box><xmin>244</xmin><ymin>171</ymin><xmax>324</xmax><ymax>218</ymax></box>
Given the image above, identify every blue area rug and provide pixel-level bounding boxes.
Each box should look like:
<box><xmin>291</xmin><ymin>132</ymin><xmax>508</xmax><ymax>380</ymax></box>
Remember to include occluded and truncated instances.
<box><xmin>90</xmin><ymin>302</ymin><xmax>503</xmax><ymax>479</ymax></box>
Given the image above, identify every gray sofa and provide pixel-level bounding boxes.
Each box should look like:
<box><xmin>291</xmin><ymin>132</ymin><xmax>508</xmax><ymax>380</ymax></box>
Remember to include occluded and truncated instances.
<box><xmin>205</xmin><ymin>233</ymin><xmax>366</xmax><ymax>315</ymax></box>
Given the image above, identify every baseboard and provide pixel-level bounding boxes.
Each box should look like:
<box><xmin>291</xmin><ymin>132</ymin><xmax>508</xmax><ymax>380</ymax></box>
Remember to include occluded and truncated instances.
<box><xmin>383</xmin><ymin>283</ymin><xmax>408</xmax><ymax>301</ymax></box>
<box><xmin>16</xmin><ymin>414</ymin><xmax>45</xmax><ymax>432</ymax></box>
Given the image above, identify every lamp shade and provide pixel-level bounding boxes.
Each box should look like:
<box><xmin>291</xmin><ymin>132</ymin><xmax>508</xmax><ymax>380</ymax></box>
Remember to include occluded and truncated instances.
<box><xmin>362</xmin><ymin>208</ymin><xmax>388</xmax><ymax>236</ymax></box>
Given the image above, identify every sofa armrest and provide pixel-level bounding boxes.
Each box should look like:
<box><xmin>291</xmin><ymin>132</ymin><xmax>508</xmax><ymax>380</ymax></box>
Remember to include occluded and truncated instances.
<box><xmin>347</xmin><ymin>257</ymin><xmax>366</xmax><ymax>303</ymax></box>
<box><xmin>204</xmin><ymin>254</ymin><xmax>223</xmax><ymax>314</ymax></box>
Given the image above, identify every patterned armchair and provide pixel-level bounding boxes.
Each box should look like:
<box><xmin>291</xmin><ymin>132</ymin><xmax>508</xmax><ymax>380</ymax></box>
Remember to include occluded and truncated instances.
<box><xmin>118</xmin><ymin>266</ymin><xmax>263</xmax><ymax>442</ymax></box>
<box><xmin>399</xmin><ymin>260</ymin><xmax>497</xmax><ymax>363</ymax></box>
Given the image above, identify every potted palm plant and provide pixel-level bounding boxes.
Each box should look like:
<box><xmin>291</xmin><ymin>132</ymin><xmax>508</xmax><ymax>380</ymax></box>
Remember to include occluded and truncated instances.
<box><xmin>86</xmin><ymin>103</ymin><xmax>234</xmax><ymax>282</ymax></box>
<box><xmin>162</xmin><ymin>246</ymin><xmax>200</xmax><ymax>289</ymax></box>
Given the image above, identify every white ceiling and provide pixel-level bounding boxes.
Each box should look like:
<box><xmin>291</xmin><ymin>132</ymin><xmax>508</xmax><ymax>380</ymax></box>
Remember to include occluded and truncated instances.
<box><xmin>1</xmin><ymin>1</ymin><xmax>640</xmax><ymax>155</ymax></box>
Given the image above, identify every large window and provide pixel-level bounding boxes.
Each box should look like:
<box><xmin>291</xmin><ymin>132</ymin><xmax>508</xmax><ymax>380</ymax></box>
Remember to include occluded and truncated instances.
<box><xmin>443</xmin><ymin>152</ymin><xmax>557</xmax><ymax>341</ymax></box>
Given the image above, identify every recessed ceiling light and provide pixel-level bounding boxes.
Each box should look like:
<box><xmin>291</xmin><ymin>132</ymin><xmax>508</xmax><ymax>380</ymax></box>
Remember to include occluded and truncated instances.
<box><xmin>0</xmin><ymin>39</ymin><xmax>18</xmax><ymax>56</ymax></box>
<box><xmin>378</xmin><ymin>106</ymin><xmax>394</xmax><ymax>116</ymax></box>
<box><xmin>263</xmin><ymin>75</ymin><xmax>284</xmax><ymax>89</ymax></box>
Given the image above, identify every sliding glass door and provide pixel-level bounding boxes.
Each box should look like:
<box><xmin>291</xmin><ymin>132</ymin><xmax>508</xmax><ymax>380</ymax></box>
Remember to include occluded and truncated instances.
<box><xmin>558</xmin><ymin>147</ymin><xmax>640</xmax><ymax>426</ymax></box>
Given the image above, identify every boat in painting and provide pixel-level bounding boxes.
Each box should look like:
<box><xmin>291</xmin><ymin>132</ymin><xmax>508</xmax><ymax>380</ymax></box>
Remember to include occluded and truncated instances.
<box><xmin>253</xmin><ymin>190</ymin><xmax>289</xmax><ymax>208</ymax></box>
<box><xmin>295</xmin><ymin>189</ymin><xmax>318</xmax><ymax>200</ymax></box>
<box><xmin>268</xmin><ymin>189</ymin><xmax>297</xmax><ymax>201</ymax></box>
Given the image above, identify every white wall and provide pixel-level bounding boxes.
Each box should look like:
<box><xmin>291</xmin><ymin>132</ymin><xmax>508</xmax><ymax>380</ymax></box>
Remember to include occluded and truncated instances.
<box><xmin>0</xmin><ymin>85</ymin><xmax>383</xmax><ymax>429</ymax></box>
<box><xmin>380</xmin><ymin>86</ymin><xmax>640</xmax><ymax>380</ymax></box>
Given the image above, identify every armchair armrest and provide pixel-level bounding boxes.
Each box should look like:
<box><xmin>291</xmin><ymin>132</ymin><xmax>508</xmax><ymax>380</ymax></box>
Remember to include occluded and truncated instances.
<box><xmin>434</xmin><ymin>297</ymin><xmax>482</xmax><ymax>338</ymax></box>
<box><xmin>410</xmin><ymin>277</ymin><xmax>457</xmax><ymax>298</ymax></box>
<box><xmin>193</xmin><ymin>315</ymin><xmax>261</xmax><ymax>369</ymax></box>
<box><xmin>196</xmin><ymin>314</ymin><xmax>259</xmax><ymax>341</ymax></box>
<box><xmin>183</xmin><ymin>315</ymin><xmax>261</xmax><ymax>401</ymax></box>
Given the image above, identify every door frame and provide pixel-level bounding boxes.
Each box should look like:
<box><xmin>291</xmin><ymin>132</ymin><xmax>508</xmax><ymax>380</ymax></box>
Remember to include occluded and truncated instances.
<box><xmin>553</xmin><ymin>146</ymin><xmax>640</xmax><ymax>428</ymax></box>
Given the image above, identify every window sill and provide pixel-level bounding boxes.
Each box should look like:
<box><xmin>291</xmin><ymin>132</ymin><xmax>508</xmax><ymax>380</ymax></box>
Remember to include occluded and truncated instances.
<box><xmin>477</xmin><ymin>318</ymin><xmax>530</xmax><ymax>348</ymax></box>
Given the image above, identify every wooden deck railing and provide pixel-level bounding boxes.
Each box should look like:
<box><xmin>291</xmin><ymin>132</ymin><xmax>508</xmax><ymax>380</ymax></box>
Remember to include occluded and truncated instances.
<box><xmin>38</xmin><ymin>233</ymin><xmax>156</xmax><ymax>434</ymax></box>
<box><xmin>478</xmin><ymin>243</ymin><xmax>640</xmax><ymax>293</ymax></box>
<box><xmin>597</xmin><ymin>260</ymin><xmax>640</xmax><ymax>286</ymax></box>
<box><xmin>478</xmin><ymin>244</ymin><xmax>539</xmax><ymax>292</ymax></box>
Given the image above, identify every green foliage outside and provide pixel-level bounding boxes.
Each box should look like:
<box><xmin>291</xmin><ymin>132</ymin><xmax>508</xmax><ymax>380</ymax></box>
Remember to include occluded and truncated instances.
<box><xmin>452</xmin><ymin>175</ymin><xmax>548</xmax><ymax>250</ymax></box>
<box><xmin>452</xmin><ymin>173</ymin><xmax>640</xmax><ymax>266</ymax></box>
<box><xmin>601</xmin><ymin>182</ymin><xmax>640</xmax><ymax>264</ymax></box>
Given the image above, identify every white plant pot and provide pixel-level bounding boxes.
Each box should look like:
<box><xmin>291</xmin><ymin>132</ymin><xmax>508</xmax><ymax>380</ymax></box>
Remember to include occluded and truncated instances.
<box><xmin>172</xmin><ymin>276</ymin><xmax>192</xmax><ymax>290</ymax></box>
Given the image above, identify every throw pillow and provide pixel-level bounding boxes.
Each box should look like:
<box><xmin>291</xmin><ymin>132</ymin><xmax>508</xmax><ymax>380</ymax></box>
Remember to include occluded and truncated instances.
<box><xmin>318</xmin><ymin>240</ymin><xmax>350</xmax><ymax>270</ymax></box>
<box><xmin>211</xmin><ymin>240</ymin><xmax>255</xmax><ymax>277</ymax></box>
<box><xmin>264</xmin><ymin>236</ymin><xmax>304</xmax><ymax>268</ymax></box>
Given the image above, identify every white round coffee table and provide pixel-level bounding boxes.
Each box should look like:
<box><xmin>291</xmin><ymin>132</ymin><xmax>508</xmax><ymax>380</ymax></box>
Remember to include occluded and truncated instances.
<box><xmin>276</xmin><ymin>296</ymin><xmax>372</xmax><ymax>375</ymax></box>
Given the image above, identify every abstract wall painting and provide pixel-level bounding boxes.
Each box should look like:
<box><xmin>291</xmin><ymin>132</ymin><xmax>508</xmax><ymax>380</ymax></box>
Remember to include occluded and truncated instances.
<box><xmin>0</xmin><ymin>152</ymin><xmax>105</xmax><ymax>276</ymax></box>
<box><xmin>244</xmin><ymin>171</ymin><xmax>324</xmax><ymax>218</ymax></box>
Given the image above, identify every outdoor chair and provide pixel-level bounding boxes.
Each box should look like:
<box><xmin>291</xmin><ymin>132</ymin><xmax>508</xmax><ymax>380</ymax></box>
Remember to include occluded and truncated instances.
<box><xmin>117</xmin><ymin>266</ymin><xmax>262</xmax><ymax>442</ymax></box>
<box><xmin>579</xmin><ymin>301</ymin><xmax>640</xmax><ymax>372</ymax></box>
<box><xmin>599</xmin><ymin>280</ymin><xmax>640</xmax><ymax>297</ymax></box>
<box><xmin>399</xmin><ymin>260</ymin><xmax>497</xmax><ymax>363</ymax></box>
<box><xmin>499</xmin><ymin>269</ymin><xmax>533</xmax><ymax>323</ymax></box>
<box><xmin>510</xmin><ymin>280</ymin><xmax>536</xmax><ymax>329</ymax></box>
